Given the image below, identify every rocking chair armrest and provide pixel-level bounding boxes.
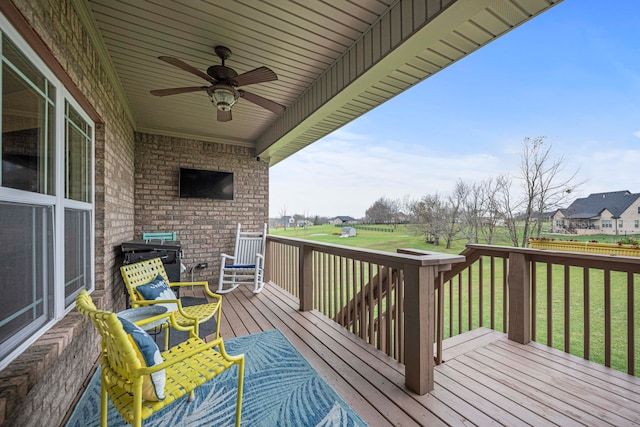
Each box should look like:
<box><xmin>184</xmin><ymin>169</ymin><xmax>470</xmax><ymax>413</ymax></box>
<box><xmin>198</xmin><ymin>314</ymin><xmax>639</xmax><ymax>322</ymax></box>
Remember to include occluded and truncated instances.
<box><xmin>220</xmin><ymin>253</ymin><xmax>235</xmax><ymax>262</ymax></box>
<box><xmin>255</xmin><ymin>253</ymin><xmax>264</xmax><ymax>265</ymax></box>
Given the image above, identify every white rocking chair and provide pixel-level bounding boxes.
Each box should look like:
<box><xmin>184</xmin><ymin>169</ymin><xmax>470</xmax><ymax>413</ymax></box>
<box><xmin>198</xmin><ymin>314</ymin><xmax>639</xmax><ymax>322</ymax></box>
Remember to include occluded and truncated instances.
<box><xmin>217</xmin><ymin>223</ymin><xmax>267</xmax><ymax>294</ymax></box>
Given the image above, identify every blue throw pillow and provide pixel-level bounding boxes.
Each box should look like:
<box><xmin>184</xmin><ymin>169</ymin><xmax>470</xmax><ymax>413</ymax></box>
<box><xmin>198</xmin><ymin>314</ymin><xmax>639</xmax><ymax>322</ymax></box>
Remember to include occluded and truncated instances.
<box><xmin>136</xmin><ymin>274</ymin><xmax>178</xmax><ymax>313</ymax></box>
<box><xmin>118</xmin><ymin>317</ymin><xmax>166</xmax><ymax>401</ymax></box>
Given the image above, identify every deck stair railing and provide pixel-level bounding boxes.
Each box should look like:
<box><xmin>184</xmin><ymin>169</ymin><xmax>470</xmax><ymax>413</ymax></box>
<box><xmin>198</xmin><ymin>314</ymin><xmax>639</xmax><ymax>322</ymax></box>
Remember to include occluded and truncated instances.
<box><xmin>265</xmin><ymin>235</ymin><xmax>464</xmax><ymax>395</ymax></box>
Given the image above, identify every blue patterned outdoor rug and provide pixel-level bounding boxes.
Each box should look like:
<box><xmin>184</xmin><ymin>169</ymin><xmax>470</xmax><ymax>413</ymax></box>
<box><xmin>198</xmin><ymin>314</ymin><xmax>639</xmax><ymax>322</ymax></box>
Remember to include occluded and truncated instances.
<box><xmin>66</xmin><ymin>329</ymin><xmax>367</xmax><ymax>426</ymax></box>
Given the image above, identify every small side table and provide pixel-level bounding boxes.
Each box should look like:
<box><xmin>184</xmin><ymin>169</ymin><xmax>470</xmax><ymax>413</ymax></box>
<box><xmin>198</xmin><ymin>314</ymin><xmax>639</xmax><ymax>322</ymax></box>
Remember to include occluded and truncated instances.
<box><xmin>118</xmin><ymin>305</ymin><xmax>168</xmax><ymax>331</ymax></box>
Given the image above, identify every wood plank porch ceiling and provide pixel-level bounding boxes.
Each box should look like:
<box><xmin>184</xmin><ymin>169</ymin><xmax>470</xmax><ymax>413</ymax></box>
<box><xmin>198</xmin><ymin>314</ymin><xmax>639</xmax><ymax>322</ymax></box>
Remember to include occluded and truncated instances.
<box><xmin>80</xmin><ymin>0</ymin><xmax>561</xmax><ymax>166</ymax></box>
<box><xmin>202</xmin><ymin>284</ymin><xmax>640</xmax><ymax>426</ymax></box>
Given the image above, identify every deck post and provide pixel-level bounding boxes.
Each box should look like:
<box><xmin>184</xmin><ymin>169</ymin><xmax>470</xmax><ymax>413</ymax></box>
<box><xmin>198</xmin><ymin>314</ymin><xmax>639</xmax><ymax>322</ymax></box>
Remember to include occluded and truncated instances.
<box><xmin>263</xmin><ymin>238</ymin><xmax>272</xmax><ymax>284</ymax></box>
<box><xmin>403</xmin><ymin>263</ymin><xmax>435</xmax><ymax>395</ymax></box>
<box><xmin>507</xmin><ymin>252</ymin><xmax>530</xmax><ymax>344</ymax></box>
<box><xmin>299</xmin><ymin>243</ymin><xmax>313</xmax><ymax>311</ymax></box>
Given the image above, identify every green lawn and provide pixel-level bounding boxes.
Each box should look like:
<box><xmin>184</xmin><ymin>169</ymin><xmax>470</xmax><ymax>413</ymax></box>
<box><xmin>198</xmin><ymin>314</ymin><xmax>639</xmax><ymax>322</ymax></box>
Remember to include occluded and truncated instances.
<box><xmin>270</xmin><ymin>224</ymin><xmax>640</xmax><ymax>375</ymax></box>
<box><xmin>270</xmin><ymin>224</ymin><xmax>464</xmax><ymax>253</ymax></box>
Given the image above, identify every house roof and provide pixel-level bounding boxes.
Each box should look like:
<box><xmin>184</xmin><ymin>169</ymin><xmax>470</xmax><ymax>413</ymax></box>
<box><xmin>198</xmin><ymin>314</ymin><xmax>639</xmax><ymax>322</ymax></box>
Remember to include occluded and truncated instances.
<box><xmin>333</xmin><ymin>216</ymin><xmax>356</xmax><ymax>222</ymax></box>
<box><xmin>563</xmin><ymin>190</ymin><xmax>640</xmax><ymax>219</ymax></box>
<box><xmin>77</xmin><ymin>0</ymin><xmax>562</xmax><ymax>166</ymax></box>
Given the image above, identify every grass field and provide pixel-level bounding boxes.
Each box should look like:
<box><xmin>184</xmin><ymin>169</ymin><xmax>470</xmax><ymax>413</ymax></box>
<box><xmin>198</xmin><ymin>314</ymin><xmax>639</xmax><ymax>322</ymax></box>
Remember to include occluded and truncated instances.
<box><xmin>269</xmin><ymin>223</ymin><xmax>640</xmax><ymax>375</ymax></box>
<box><xmin>269</xmin><ymin>223</ymin><xmax>464</xmax><ymax>253</ymax></box>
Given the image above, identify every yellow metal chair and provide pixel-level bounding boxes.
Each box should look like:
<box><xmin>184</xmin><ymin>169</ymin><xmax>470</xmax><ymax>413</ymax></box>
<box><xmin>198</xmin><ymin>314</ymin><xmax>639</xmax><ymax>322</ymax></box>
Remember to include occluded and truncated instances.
<box><xmin>121</xmin><ymin>257</ymin><xmax>222</xmax><ymax>349</ymax></box>
<box><xmin>76</xmin><ymin>290</ymin><xmax>244</xmax><ymax>427</ymax></box>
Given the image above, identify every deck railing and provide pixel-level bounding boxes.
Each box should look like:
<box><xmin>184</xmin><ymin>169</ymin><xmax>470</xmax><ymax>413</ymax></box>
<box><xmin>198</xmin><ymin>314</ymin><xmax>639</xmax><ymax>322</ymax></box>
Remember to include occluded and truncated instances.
<box><xmin>442</xmin><ymin>244</ymin><xmax>640</xmax><ymax>376</ymax></box>
<box><xmin>265</xmin><ymin>235</ymin><xmax>464</xmax><ymax>394</ymax></box>
<box><xmin>266</xmin><ymin>237</ymin><xmax>640</xmax><ymax>387</ymax></box>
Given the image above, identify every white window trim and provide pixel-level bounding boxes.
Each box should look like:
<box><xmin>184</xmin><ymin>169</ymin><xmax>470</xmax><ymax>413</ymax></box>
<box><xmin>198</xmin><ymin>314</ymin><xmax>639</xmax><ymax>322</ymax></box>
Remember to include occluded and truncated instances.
<box><xmin>0</xmin><ymin>13</ymin><xmax>95</xmax><ymax>370</ymax></box>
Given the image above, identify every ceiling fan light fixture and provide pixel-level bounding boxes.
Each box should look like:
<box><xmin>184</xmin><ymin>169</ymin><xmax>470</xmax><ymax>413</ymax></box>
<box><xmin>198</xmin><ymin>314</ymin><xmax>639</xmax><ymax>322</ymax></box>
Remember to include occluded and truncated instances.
<box><xmin>209</xmin><ymin>84</ymin><xmax>239</xmax><ymax>111</ymax></box>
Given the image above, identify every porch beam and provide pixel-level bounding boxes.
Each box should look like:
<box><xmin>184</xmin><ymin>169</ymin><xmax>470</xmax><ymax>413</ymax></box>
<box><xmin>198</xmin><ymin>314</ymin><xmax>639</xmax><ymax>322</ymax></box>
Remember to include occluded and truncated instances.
<box><xmin>507</xmin><ymin>252</ymin><xmax>531</xmax><ymax>344</ymax></box>
<box><xmin>299</xmin><ymin>243</ymin><xmax>313</xmax><ymax>311</ymax></box>
<box><xmin>403</xmin><ymin>263</ymin><xmax>436</xmax><ymax>395</ymax></box>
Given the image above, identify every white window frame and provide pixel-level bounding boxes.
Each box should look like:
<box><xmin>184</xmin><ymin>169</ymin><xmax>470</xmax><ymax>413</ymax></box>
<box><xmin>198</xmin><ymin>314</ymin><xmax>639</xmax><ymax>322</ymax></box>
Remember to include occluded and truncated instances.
<box><xmin>0</xmin><ymin>14</ymin><xmax>95</xmax><ymax>370</ymax></box>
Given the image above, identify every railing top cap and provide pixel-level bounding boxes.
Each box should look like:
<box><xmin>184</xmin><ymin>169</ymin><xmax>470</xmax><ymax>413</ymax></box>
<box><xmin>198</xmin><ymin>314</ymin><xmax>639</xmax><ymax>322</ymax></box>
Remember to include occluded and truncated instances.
<box><xmin>266</xmin><ymin>235</ymin><xmax>465</xmax><ymax>267</ymax></box>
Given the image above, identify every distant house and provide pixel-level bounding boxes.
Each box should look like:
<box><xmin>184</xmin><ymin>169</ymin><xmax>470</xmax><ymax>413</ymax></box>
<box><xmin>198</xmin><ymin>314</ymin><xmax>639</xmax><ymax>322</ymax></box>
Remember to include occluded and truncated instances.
<box><xmin>552</xmin><ymin>190</ymin><xmax>640</xmax><ymax>235</ymax></box>
<box><xmin>329</xmin><ymin>215</ymin><xmax>357</xmax><ymax>225</ymax></box>
<box><xmin>297</xmin><ymin>219</ymin><xmax>313</xmax><ymax>227</ymax></box>
<box><xmin>273</xmin><ymin>216</ymin><xmax>295</xmax><ymax>228</ymax></box>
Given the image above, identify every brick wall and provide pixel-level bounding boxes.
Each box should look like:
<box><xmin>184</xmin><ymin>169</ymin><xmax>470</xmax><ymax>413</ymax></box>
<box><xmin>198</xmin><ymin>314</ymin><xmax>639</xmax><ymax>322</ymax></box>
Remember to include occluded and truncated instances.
<box><xmin>1</xmin><ymin>2</ymin><xmax>269</xmax><ymax>426</ymax></box>
<box><xmin>134</xmin><ymin>132</ymin><xmax>269</xmax><ymax>283</ymax></box>
<box><xmin>0</xmin><ymin>1</ymin><xmax>135</xmax><ymax>425</ymax></box>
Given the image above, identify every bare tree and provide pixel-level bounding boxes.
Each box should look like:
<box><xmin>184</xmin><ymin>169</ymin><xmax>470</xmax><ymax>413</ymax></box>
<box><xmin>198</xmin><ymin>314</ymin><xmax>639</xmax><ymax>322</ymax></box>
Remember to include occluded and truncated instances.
<box><xmin>365</xmin><ymin>197</ymin><xmax>400</xmax><ymax>224</ymax></box>
<box><xmin>443</xmin><ymin>180</ymin><xmax>469</xmax><ymax>249</ymax></box>
<box><xmin>410</xmin><ymin>193</ymin><xmax>448</xmax><ymax>246</ymax></box>
<box><xmin>495</xmin><ymin>174</ymin><xmax>521</xmax><ymax>246</ymax></box>
<box><xmin>518</xmin><ymin>136</ymin><xmax>582</xmax><ymax>246</ymax></box>
<box><xmin>478</xmin><ymin>177</ymin><xmax>502</xmax><ymax>245</ymax></box>
<box><xmin>460</xmin><ymin>181</ymin><xmax>483</xmax><ymax>244</ymax></box>
<box><xmin>279</xmin><ymin>204</ymin><xmax>288</xmax><ymax>228</ymax></box>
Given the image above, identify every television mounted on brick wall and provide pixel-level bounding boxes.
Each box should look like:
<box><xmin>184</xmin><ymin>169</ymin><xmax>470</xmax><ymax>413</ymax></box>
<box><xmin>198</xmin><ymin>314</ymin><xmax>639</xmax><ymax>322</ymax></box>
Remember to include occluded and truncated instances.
<box><xmin>178</xmin><ymin>167</ymin><xmax>234</xmax><ymax>200</ymax></box>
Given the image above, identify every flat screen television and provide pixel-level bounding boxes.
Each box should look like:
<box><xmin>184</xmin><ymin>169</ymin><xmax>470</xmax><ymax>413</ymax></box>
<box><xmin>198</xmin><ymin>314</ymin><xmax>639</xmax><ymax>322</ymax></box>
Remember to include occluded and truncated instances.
<box><xmin>178</xmin><ymin>167</ymin><xmax>234</xmax><ymax>200</ymax></box>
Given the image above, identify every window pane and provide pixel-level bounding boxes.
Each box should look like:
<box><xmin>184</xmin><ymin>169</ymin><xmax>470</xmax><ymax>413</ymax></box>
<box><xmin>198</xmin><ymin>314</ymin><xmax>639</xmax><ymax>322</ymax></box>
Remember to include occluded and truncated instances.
<box><xmin>0</xmin><ymin>202</ymin><xmax>54</xmax><ymax>360</ymax></box>
<box><xmin>65</xmin><ymin>103</ymin><xmax>91</xmax><ymax>202</ymax></box>
<box><xmin>2</xmin><ymin>36</ymin><xmax>47</xmax><ymax>92</ymax></box>
<box><xmin>1</xmin><ymin>38</ymin><xmax>55</xmax><ymax>195</ymax></box>
<box><xmin>64</xmin><ymin>208</ymin><xmax>91</xmax><ymax>305</ymax></box>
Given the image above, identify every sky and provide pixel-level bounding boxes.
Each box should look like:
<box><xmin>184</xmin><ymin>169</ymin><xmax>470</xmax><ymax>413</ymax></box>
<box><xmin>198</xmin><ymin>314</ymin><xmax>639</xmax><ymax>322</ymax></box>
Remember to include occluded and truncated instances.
<box><xmin>268</xmin><ymin>0</ymin><xmax>640</xmax><ymax>219</ymax></box>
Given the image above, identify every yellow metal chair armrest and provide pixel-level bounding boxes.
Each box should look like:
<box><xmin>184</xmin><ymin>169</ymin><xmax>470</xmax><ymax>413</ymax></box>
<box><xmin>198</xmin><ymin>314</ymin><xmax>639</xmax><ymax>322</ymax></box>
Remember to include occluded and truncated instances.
<box><xmin>133</xmin><ymin>312</ymin><xmax>198</xmax><ymax>336</ymax></box>
<box><xmin>131</xmin><ymin>299</ymin><xmax>200</xmax><ymax>323</ymax></box>
<box><xmin>169</xmin><ymin>281</ymin><xmax>209</xmax><ymax>287</ymax></box>
<box><xmin>132</xmin><ymin>299</ymin><xmax>179</xmax><ymax>306</ymax></box>
<box><xmin>170</xmin><ymin>281</ymin><xmax>223</xmax><ymax>301</ymax></box>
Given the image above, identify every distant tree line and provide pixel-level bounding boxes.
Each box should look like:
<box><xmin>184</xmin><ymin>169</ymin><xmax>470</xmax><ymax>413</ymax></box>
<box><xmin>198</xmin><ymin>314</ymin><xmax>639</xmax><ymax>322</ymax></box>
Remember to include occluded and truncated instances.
<box><xmin>364</xmin><ymin>137</ymin><xmax>582</xmax><ymax>248</ymax></box>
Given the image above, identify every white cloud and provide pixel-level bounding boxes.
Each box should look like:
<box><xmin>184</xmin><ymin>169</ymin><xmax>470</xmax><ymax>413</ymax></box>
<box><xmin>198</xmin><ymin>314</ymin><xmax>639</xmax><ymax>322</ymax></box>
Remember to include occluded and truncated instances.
<box><xmin>270</xmin><ymin>127</ymin><xmax>640</xmax><ymax>219</ymax></box>
<box><xmin>633</xmin><ymin>130</ymin><xmax>640</xmax><ymax>139</ymax></box>
<box><xmin>269</xmin><ymin>132</ymin><xmax>509</xmax><ymax>218</ymax></box>
<box><xmin>570</xmin><ymin>149</ymin><xmax>640</xmax><ymax>195</ymax></box>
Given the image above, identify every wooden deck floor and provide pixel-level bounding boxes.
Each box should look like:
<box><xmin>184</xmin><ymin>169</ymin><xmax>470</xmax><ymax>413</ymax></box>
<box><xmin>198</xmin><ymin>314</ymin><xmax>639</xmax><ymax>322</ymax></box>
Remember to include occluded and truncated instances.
<box><xmin>198</xmin><ymin>283</ymin><xmax>640</xmax><ymax>427</ymax></box>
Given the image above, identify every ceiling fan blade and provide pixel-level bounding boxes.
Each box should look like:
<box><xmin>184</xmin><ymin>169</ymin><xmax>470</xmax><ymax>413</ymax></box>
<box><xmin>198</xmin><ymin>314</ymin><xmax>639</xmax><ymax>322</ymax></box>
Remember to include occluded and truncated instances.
<box><xmin>232</xmin><ymin>66</ymin><xmax>278</xmax><ymax>87</ymax></box>
<box><xmin>158</xmin><ymin>56</ymin><xmax>216</xmax><ymax>83</ymax></box>
<box><xmin>150</xmin><ymin>86</ymin><xmax>207</xmax><ymax>96</ymax></box>
<box><xmin>217</xmin><ymin>109</ymin><xmax>232</xmax><ymax>122</ymax></box>
<box><xmin>239</xmin><ymin>90</ymin><xmax>285</xmax><ymax>114</ymax></box>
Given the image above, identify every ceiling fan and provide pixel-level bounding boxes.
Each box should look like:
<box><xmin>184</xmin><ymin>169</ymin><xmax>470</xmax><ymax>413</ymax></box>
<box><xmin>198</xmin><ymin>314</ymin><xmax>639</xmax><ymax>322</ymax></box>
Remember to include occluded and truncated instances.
<box><xmin>150</xmin><ymin>46</ymin><xmax>285</xmax><ymax>122</ymax></box>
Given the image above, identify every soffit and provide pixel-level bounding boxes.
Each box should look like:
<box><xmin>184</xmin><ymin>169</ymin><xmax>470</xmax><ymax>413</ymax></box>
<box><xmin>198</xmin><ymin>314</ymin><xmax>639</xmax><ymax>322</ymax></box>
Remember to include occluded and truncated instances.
<box><xmin>81</xmin><ymin>0</ymin><xmax>561</xmax><ymax>164</ymax></box>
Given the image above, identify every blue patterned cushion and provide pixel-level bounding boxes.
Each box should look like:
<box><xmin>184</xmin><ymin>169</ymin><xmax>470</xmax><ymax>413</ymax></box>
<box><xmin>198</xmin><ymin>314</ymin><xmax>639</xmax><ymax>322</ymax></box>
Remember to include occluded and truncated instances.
<box><xmin>136</xmin><ymin>274</ymin><xmax>178</xmax><ymax>313</ymax></box>
<box><xmin>118</xmin><ymin>317</ymin><xmax>166</xmax><ymax>401</ymax></box>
